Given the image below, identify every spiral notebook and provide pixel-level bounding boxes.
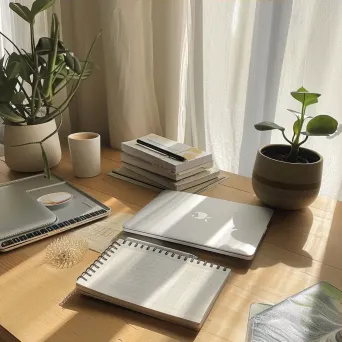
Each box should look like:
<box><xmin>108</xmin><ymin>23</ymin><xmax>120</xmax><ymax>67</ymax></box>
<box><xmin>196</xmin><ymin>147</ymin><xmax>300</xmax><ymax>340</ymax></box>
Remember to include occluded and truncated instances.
<box><xmin>76</xmin><ymin>238</ymin><xmax>230</xmax><ymax>329</ymax></box>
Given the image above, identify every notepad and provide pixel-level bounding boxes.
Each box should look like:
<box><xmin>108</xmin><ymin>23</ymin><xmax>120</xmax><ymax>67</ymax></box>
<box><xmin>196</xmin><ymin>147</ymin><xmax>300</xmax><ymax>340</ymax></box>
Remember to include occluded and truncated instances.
<box><xmin>76</xmin><ymin>239</ymin><xmax>230</xmax><ymax>329</ymax></box>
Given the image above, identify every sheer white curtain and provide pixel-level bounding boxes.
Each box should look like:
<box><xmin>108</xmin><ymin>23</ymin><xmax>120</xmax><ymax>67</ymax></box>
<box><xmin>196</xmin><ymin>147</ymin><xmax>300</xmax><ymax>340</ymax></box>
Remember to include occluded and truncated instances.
<box><xmin>271</xmin><ymin>0</ymin><xmax>342</xmax><ymax>198</ymax></box>
<box><xmin>101</xmin><ymin>0</ymin><xmax>342</xmax><ymax>199</ymax></box>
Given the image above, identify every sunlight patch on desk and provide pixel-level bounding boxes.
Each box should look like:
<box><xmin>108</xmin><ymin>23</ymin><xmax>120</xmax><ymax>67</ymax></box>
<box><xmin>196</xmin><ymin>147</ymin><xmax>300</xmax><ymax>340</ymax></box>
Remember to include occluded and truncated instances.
<box><xmin>0</xmin><ymin>250</ymin><xmax>81</xmax><ymax>335</ymax></box>
<box><xmin>71</xmin><ymin>212</ymin><xmax>133</xmax><ymax>252</ymax></box>
<box><xmin>204</xmin><ymin>218</ymin><xmax>255</xmax><ymax>256</ymax></box>
<box><xmin>21</xmin><ymin>305</ymin><xmax>78</xmax><ymax>342</ymax></box>
<box><xmin>103</xmin><ymin>197</ymin><xmax>137</xmax><ymax>213</ymax></box>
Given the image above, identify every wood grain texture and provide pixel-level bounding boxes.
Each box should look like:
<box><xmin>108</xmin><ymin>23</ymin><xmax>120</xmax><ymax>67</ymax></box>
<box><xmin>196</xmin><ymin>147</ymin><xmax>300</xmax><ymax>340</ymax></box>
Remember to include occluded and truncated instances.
<box><xmin>0</xmin><ymin>147</ymin><xmax>341</xmax><ymax>342</ymax></box>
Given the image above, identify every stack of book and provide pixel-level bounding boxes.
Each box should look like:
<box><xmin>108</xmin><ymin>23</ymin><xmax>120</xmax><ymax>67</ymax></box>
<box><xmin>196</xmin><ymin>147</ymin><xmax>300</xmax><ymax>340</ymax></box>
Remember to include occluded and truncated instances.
<box><xmin>109</xmin><ymin>134</ymin><xmax>225</xmax><ymax>193</ymax></box>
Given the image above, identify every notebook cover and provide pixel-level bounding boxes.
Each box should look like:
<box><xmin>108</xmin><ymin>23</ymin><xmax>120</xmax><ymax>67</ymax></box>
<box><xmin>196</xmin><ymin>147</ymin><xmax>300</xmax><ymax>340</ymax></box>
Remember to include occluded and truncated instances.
<box><xmin>76</xmin><ymin>238</ymin><xmax>230</xmax><ymax>329</ymax></box>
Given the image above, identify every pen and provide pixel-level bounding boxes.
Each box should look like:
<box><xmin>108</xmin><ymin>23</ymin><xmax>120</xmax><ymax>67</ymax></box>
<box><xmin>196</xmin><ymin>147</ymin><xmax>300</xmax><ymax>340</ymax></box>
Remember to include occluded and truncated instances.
<box><xmin>137</xmin><ymin>139</ymin><xmax>186</xmax><ymax>162</ymax></box>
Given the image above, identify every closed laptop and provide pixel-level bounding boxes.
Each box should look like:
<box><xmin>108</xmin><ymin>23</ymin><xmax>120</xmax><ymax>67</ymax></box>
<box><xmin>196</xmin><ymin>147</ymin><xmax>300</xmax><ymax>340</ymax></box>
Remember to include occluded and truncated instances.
<box><xmin>123</xmin><ymin>190</ymin><xmax>273</xmax><ymax>260</ymax></box>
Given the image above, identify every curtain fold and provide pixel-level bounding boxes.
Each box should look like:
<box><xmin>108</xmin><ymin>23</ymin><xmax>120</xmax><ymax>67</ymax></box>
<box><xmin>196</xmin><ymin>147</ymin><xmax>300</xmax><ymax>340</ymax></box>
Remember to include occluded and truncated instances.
<box><xmin>271</xmin><ymin>0</ymin><xmax>342</xmax><ymax>199</ymax></box>
<box><xmin>100</xmin><ymin>0</ymin><xmax>162</xmax><ymax>148</ymax></box>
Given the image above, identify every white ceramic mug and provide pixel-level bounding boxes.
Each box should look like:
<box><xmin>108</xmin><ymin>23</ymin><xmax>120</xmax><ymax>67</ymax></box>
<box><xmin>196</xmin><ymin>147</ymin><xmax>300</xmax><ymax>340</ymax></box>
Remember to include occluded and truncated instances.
<box><xmin>68</xmin><ymin>132</ymin><xmax>101</xmax><ymax>178</ymax></box>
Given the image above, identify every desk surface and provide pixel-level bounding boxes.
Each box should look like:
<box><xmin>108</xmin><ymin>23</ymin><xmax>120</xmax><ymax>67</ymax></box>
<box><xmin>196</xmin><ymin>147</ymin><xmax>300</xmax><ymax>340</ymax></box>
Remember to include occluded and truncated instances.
<box><xmin>0</xmin><ymin>147</ymin><xmax>341</xmax><ymax>342</ymax></box>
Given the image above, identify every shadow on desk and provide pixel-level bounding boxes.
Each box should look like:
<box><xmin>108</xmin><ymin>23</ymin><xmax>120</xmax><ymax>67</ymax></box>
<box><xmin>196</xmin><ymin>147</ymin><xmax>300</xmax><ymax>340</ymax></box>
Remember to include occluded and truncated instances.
<box><xmin>0</xmin><ymin>325</ymin><xmax>20</xmax><ymax>342</ymax></box>
<box><xmin>50</xmin><ymin>292</ymin><xmax>197</xmax><ymax>342</ymax></box>
<box><xmin>257</xmin><ymin>207</ymin><xmax>314</xmax><ymax>268</ymax></box>
<box><xmin>0</xmin><ymin>237</ymin><xmax>51</xmax><ymax>278</ymax></box>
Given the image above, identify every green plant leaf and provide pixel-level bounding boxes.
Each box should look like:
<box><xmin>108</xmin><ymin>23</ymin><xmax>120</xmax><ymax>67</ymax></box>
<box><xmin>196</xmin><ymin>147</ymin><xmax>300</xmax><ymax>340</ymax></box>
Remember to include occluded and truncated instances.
<box><xmin>293</xmin><ymin>119</ymin><xmax>301</xmax><ymax>135</ymax></box>
<box><xmin>5</xmin><ymin>52</ymin><xmax>21</xmax><ymax>79</ymax></box>
<box><xmin>9</xmin><ymin>3</ymin><xmax>33</xmax><ymax>23</ymax></box>
<box><xmin>6</xmin><ymin>61</ymin><xmax>21</xmax><ymax>79</ymax></box>
<box><xmin>41</xmin><ymin>13</ymin><xmax>60</xmax><ymax>102</ymax></box>
<box><xmin>0</xmin><ymin>104</ymin><xmax>25</xmax><ymax>123</ymax></box>
<box><xmin>306</xmin><ymin>115</ymin><xmax>338</xmax><ymax>136</ymax></box>
<box><xmin>31</xmin><ymin>0</ymin><xmax>55</xmax><ymax>17</ymax></box>
<box><xmin>254</xmin><ymin>121</ymin><xmax>285</xmax><ymax>131</ymax></box>
<box><xmin>64</xmin><ymin>52</ymin><xmax>81</xmax><ymax>74</ymax></box>
<box><xmin>55</xmin><ymin>54</ymin><xmax>65</xmax><ymax>66</ymax></box>
<box><xmin>36</xmin><ymin>37</ymin><xmax>67</xmax><ymax>55</ymax></box>
<box><xmin>0</xmin><ymin>79</ymin><xmax>17</xmax><ymax>102</ymax></box>
<box><xmin>287</xmin><ymin>109</ymin><xmax>313</xmax><ymax>120</ymax></box>
<box><xmin>18</xmin><ymin>56</ymin><xmax>33</xmax><ymax>83</ymax></box>
<box><xmin>291</xmin><ymin>88</ymin><xmax>321</xmax><ymax>107</ymax></box>
<box><xmin>296</xmin><ymin>86</ymin><xmax>308</xmax><ymax>93</ymax></box>
<box><xmin>11</xmin><ymin>92</ymin><xmax>25</xmax><ymax>104</ymax></box>
<box><xmin>22</xmin><ymin>52</ymin><xmax>45</xmax><ymax>68</ymax></box>
<box><xmin>0</xmin><ymin>68</ymin><xmax>6</xmax><ymax>86</ymax></box>
<box><xmin>55</xmin><ymin>62</ymin><xmax>94</xmax><ymax>80</ymax></box>
<box><xmin>50</xmin><ymin>8</ymin><xmax>58</xmax><ymax>39</ymax></box>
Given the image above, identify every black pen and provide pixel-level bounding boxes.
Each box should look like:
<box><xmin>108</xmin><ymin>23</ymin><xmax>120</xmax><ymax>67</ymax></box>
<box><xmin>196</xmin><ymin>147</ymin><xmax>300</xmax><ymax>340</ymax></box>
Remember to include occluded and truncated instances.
<box><xmin>137</xmin><ymin>139</ymin><xmax>186</xmax><ymax>162</ymax></box>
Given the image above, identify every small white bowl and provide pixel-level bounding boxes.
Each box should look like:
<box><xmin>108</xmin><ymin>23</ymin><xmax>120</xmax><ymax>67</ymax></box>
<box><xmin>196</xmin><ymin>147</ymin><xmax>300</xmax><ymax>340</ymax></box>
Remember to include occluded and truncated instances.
<box><xmin>37</xmin><ymin>192</ymin><xmax>73</xmax><ymax>207</ymax></box>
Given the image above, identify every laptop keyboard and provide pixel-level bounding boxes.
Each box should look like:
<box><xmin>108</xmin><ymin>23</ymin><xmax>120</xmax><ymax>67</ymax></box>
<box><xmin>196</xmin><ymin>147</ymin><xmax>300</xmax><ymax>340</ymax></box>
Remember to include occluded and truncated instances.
<box><xmin>1</xmin><ymin>209</ymin><xmax>108</xmax><ymax>249</ymax></box>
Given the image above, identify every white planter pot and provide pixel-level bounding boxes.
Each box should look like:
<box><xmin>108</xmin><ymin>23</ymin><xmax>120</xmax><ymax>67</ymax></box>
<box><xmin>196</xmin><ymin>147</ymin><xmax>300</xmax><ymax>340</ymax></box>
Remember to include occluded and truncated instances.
<box><xmin>4</xmin><ymin>120</ymin><xmax>62</xmax><ymax>172</ymax></box>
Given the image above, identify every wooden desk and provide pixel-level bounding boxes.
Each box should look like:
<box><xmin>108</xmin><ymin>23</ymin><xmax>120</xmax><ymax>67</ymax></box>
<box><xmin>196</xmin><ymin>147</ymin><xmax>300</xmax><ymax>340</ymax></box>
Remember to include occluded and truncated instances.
<box><xmin>0</xmin><ymin>147</ymin><xmax>341</xmax><ymax>342</ymax></box>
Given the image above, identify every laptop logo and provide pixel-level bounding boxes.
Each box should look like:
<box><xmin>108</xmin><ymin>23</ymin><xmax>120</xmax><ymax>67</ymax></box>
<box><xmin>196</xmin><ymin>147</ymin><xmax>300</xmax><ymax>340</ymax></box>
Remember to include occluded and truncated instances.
<box><xmin>192</xmin><ymin>212</ymin><xmax>211</xmax><ymax>222</ymax></box>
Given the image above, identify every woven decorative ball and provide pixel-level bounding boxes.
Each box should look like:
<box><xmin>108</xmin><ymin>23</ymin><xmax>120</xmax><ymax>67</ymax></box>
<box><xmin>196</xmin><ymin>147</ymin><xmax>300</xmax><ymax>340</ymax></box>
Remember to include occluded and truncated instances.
<box><xmin>45</xmin><ymin>236</ymin><xmax>88</xmax><ymax>268</ymax></box>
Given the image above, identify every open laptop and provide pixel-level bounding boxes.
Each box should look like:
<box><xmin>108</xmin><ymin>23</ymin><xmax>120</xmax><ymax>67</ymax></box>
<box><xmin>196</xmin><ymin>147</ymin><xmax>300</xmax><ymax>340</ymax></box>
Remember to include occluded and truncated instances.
<box><xmin>123</xmin><ymin>190</ymin><xmax>274</xmax><ymax>260</ymax></box>
<box><xmin>0</xmin><ymin>174</ymin><xmax>111</xmax><ymax>252</ymax></box>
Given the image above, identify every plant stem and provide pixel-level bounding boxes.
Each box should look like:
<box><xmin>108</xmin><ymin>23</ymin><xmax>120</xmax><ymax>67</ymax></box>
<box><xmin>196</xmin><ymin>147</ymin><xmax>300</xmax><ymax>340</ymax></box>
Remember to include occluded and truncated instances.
<box><xmin>298</xmin><ymin>135</ymin><xmax>309</xmax><ymax>146</ymax></box>
<box><xmin>286</xmin><ymin>93</ymin><xmax>307</xmax><ymax>162</ymax></box>
<box><xmin>0</xmin><ymin>32</ymin><xmax>28</xmax><ymax>61</ymax></box>
<box><xmin>287</xmin><ymin>144</ymin><xmax>299</xmax><ymax>163</ymax></box>
<box><xmin>31</xmin><ymin>77</ymin><xmax>39</xmax><ymax>121</ymax></box>
<box><xmin>42</xmin><ymin>14</ymin><xmax>59</xmax><ymax>103</ymax></box>
<box><xmin>11</xmin><ymin>113</ymin><xmax>62</xmax><ymax>148</ymax></box>
<box><xmin>293</xmin><ymin>93</ymin><xmax>306</xmax><ymax>146</ymax></box>
<box><xmin>53</xmin><ymin>75</ymin><xmax>74</xmax><ymax>96</ymax></box>
<box><xmin>18</xmin><ymin>79</ymin><xmax>31</xmax><ymax>104</ymax></box>
<box><xmin>47</xmin><ymin>31</ymin><xmax>101</xmax><ymax>119</ymax></box>
<box><xmin>29</xmin><ymin>23</ymin><xmax>40</xmax><ymax>122</ymax></box>
<box><xmin>281</xmin><ymin>131</ymin><xmax>293</xmax><ymax>145</ymax></box>
<box><xmin>30</xmin><ymin>24</ymin><xmax>36</xmax><ymax>66</ymax></box>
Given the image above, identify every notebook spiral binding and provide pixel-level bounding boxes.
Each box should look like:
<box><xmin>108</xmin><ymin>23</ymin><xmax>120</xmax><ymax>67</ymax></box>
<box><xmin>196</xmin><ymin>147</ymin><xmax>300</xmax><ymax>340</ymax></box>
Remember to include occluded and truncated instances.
<box><xmin>78</xmin><ymin>239</ymin><xmax>228</xmax><ymax>281</ymax></box>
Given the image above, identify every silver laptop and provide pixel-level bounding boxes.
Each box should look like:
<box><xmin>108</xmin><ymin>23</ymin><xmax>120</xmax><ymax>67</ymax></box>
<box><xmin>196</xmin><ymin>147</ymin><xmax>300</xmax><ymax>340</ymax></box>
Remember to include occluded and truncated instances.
<box><xmin>0</xmin><ymin>186</ymin><xmax>57</xmax><ymax>239</ymax></box>
<box><xmin>123</xmin><ymin>191</ymin><xmax>274</xmax><ymax>260</ymax></box>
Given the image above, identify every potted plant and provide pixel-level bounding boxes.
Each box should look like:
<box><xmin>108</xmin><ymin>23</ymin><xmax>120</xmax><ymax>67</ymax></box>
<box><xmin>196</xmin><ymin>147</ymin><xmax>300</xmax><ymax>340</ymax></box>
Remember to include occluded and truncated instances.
<box><xmin>253</xmin><ymin>86</ymin><xmax>338</xmax><ymax>210</ymax></box>
<box><xmin>0</xmin><ymin>0</ymin><xmax>99</xmax><ymax>178</ymax></box>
